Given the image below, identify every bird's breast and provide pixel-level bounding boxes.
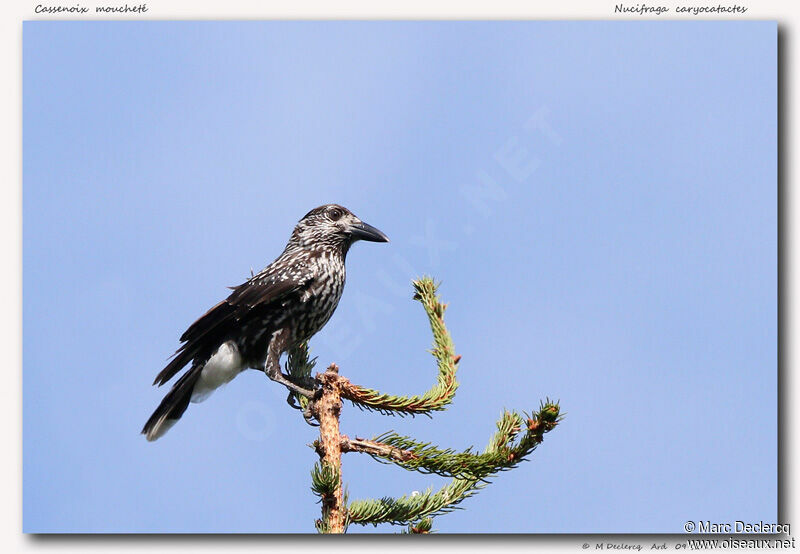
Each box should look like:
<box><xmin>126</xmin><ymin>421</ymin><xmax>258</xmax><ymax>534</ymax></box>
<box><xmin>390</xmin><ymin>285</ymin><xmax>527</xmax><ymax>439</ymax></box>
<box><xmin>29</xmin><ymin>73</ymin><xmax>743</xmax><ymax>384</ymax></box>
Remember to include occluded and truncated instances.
<box><xmin>292</xmin><ymin>259</ymin><xmax>346</xmax><ymax>343</ymax></box>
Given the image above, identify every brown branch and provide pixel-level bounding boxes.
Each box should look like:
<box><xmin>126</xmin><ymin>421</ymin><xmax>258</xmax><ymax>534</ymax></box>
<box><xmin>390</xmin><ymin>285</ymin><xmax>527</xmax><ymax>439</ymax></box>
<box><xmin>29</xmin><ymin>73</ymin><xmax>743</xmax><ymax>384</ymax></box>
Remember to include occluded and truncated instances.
<box><xmin>340</xmin><ymin>435</ymin><xmax>419</xmax><ymax>463</ymax></box>
<box><xmin>313</xmin><ymin>364</ymin><xmax>346</xmax><ymax>533</ymax></box>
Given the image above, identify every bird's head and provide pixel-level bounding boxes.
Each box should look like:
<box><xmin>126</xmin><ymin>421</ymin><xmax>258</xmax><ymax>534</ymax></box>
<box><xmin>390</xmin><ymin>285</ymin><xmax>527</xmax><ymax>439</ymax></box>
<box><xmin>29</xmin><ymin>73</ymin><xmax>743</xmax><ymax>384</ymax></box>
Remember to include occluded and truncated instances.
<box><xmin>287</xmin><ymin>204</ymin><xmax>389</xmax><ymax>252</ymax></box>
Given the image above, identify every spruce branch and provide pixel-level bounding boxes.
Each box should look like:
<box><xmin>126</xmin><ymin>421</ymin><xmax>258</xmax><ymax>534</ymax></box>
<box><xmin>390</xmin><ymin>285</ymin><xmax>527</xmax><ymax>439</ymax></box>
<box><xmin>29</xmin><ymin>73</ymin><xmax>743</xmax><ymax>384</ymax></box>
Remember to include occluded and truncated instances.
<box><xmin>346</xmin><ymin>479</ymin><xmax>480</xmax><ymax>527</ymax></box>
<box><xmin>345</xmin><ymin>401</ymin><xmax>561</xmax><ymax>527</ymax></box>
<box><xmin>340</xmin><ymin>435</ymin><xmax>419</xmax><ymax>463</ymax></box>
<box><xmin>285</xmin><ymin>278</ymin><xmax>561</xmax><ymax>532</ymax></box>
<box><xmin>338</xmin><ymin>277</ymin><xmax>460</xmax><ymax>416</ymax></box>
<box><xmin>342</xmin><ymin>403</ymin><xmax>561</xmax><ymax>480</ymax></box>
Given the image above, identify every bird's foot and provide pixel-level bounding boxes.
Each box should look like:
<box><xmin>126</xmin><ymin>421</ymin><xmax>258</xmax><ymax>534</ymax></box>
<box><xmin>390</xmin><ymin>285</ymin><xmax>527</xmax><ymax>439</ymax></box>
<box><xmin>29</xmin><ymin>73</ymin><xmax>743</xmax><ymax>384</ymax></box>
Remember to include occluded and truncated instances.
<box><xmin>286</xmin><ymin>391</ymin><xmax>302</xmax><ymax>410</ymax></box>
<box><xmin>286</xmin><ymin>389</ymin><xmax>320</xmax><ymax>425</ymax></box>
<box><xmin>267</xmin><ymin>369</ymin><xmax>316</xmax><ymax>399</ymax></box>
<box><xmin>303</xmin><ymin>401</ymin><xmax>319</xmax><ymax>427</ymax></box>
<box><xmin>284</xmin><ymin>389</ymin><xmax>320</xmax><ymax>426</ymax></box>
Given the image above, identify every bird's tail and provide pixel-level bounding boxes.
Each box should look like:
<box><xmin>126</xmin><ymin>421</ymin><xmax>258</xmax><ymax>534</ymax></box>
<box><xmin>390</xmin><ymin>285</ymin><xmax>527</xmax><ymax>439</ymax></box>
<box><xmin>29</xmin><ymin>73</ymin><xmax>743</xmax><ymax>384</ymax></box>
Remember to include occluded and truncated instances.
<box><xmin>141</xmin><ymin>366</ymin><xmax>202</xmax><ymax>441</ymax></box>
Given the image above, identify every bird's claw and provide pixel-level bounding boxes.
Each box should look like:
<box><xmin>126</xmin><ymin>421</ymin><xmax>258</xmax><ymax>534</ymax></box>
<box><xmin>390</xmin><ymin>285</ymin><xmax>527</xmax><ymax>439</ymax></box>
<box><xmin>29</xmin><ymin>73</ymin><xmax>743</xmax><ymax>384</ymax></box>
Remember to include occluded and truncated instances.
<box><xmin>286</xmin><ymin>391</ymin><xmax>302</xmax><ymax>410</ymax></box>
<box><xmin>284</xmin><ymin>381</ymin><xmax>319</xmax><ymax>425</ymax></box>
<box><xmin>303</xmin><ymin>401</ymin><xmax>319</xmax><ymax>427</ymax></box>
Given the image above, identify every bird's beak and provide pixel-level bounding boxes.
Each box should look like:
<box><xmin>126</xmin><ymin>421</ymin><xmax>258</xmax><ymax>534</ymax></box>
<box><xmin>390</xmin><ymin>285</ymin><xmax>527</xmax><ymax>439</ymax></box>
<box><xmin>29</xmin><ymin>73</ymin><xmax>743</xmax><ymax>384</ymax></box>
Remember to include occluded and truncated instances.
<box><xmin>349</xmin><ymin>221</ymin><xmax>390</xmax><ymax>243</ymax></box>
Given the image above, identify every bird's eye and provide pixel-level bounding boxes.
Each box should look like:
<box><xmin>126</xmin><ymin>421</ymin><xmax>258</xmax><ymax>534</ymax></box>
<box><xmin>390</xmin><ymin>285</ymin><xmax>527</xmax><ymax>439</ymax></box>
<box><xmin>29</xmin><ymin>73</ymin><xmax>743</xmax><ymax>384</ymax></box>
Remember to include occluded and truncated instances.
<box><xmin>329</xmin><ymin>208</ymin><xmax>343</xmax><ymax>221</ymax></box>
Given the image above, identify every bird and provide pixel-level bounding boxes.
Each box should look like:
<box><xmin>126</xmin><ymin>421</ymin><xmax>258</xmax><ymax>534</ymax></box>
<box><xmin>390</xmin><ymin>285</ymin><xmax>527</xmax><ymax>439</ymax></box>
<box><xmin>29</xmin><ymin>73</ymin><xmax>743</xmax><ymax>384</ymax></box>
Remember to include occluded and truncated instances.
<box><xmin>142</xmin><ymin>204</ymin><xmax>389</xmax><ymax>441</ymax></box>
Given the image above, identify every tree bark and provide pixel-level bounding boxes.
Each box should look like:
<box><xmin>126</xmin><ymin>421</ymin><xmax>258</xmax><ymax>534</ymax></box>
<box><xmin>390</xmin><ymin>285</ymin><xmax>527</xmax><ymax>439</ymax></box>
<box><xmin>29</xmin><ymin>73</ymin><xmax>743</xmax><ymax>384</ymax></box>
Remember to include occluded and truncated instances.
<box><xmin>315</xmin><ymin>364</ymin><xmax>345</xmax><ymax>533</ymax></box>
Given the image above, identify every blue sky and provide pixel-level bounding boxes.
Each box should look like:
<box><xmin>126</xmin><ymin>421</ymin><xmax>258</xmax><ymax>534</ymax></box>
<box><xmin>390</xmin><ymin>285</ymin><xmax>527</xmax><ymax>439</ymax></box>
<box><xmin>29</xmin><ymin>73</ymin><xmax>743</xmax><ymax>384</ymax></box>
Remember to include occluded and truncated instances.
<box><xmin>23</xmin><ymin>21</ymin><xmax>776</xmax><ymax>533</ymax></box>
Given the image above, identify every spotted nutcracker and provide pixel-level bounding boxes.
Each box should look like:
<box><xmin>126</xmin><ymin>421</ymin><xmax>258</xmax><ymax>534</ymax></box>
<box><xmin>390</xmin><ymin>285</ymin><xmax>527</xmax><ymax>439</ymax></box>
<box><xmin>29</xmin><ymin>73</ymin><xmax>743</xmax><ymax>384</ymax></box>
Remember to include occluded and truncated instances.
<box><xmin>142</xmin><ymin>204</ymin><xmax>389</xmax><ymax>441</ymax></box>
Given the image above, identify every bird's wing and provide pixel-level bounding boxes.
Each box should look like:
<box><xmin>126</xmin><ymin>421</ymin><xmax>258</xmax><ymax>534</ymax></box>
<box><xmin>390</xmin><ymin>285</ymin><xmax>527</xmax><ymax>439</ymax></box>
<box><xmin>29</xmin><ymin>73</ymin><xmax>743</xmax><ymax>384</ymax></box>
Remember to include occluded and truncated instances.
<box><xmin>225</xmin><ymin>276</ymin><xmax>310</xmax><ymax>316</ymax></box>
<box><xmin>152</xmin><ymin>274</ymin><xmax>314</xmax><ymax>386</ymax></box>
